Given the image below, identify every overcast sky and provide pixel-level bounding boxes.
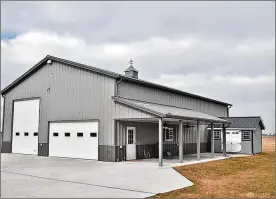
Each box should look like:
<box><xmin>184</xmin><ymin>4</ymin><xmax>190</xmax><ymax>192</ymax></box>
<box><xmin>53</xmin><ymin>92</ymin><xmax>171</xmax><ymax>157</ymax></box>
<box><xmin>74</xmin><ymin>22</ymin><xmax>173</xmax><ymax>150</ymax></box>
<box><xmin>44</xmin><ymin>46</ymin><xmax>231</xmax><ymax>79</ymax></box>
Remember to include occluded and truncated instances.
<box><xmin>1</xmin><ymin>1</ymin><xmax>275</xmax><ymax>134</ymax></box>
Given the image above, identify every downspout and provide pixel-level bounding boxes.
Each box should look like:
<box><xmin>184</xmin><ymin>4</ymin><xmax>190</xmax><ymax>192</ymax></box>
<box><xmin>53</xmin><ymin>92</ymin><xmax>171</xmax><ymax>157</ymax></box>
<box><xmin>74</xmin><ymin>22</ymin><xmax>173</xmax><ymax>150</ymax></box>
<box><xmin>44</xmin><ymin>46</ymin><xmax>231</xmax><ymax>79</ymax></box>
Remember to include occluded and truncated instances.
<box><xmin>227</xmin><ymin>105</ymin><xmax>232</xmax><ymax>117</ymax></box>
<box><xmin>116</xmin><ymin>77</ymin><xmax>123</xmax><ymax>97</ymax></box>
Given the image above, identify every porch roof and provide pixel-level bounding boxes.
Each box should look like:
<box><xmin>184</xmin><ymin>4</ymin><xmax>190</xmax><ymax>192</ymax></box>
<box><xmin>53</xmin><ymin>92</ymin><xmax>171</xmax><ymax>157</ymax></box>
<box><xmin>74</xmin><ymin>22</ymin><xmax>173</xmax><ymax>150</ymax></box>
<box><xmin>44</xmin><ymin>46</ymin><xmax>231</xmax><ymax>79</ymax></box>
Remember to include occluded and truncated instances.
<box><xmin>113</xmin><ymin>97</ymin><xmax>230</xmax><ymax>124</ymax></box>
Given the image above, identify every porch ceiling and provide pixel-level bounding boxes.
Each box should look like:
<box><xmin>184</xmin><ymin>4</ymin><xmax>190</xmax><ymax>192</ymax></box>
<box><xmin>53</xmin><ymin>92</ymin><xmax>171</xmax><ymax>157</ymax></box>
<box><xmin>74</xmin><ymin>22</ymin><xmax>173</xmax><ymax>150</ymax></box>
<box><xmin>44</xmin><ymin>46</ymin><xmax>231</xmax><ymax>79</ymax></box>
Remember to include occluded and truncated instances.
<box><xmin>113</xmin><ymin>97</ymin><xmax>230</xmax><ymax>125</ymax></box>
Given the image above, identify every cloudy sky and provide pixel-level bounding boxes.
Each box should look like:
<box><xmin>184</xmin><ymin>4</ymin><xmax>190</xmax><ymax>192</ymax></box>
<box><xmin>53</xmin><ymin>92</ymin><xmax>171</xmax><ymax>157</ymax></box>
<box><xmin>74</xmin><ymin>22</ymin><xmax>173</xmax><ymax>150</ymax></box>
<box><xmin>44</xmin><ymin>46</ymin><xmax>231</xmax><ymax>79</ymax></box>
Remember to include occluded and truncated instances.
<box><xmin>1</xmin><ymin>1</ymin><xmax>275</xmax><ymax>134</ymax></box>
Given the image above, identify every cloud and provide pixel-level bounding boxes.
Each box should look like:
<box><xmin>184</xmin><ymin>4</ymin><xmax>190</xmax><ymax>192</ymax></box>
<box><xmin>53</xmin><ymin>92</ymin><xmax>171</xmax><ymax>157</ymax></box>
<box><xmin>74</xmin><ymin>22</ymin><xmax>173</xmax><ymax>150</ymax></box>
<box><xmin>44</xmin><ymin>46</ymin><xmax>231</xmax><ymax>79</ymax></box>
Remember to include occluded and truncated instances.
<box><xmin>1</xmin><ymin>1</ymin><xmax>275</xmax><ymax>135</ymax></box>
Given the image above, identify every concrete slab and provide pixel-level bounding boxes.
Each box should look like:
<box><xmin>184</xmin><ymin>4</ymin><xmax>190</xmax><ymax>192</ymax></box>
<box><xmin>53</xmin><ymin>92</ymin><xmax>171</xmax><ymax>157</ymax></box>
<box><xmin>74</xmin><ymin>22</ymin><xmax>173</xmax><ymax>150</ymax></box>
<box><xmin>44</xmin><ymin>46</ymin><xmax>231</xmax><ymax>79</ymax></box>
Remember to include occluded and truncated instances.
<box><xmin>1</xmin><ymin>154</ymin><xmax>193</xmax><ymax>198</ymax></box>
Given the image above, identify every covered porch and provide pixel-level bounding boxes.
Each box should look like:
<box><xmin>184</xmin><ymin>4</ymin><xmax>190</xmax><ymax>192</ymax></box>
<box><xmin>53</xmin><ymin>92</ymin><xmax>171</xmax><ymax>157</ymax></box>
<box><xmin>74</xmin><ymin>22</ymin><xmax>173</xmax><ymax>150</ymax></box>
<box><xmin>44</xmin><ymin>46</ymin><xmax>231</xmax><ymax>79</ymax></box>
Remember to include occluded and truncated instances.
<box><xmin>113</xmin><ymin>97</ymin><xmax>231</xmax><ymax>166</ymax></box>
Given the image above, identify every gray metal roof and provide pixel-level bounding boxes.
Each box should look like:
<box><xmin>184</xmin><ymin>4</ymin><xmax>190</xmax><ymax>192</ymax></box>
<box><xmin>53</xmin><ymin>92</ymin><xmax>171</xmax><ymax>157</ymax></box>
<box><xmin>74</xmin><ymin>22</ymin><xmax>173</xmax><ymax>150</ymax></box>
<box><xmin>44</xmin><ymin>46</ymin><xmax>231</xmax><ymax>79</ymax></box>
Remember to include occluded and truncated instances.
<box><xmin>1</xmin><ymin>55</ymin><xmax>232</xmax><ymax>106</ymax></box>
<box><xmin>124</xmin><ymin>66</ymin><xmax>138</xmax><ymax>72</ymax></box>
<box><xmin>113</xmin><ymin>97</ymin><xmax>230</xmax><ymax>124</ymax></box>
<box><xmin>208</xmin><ymin>117</ymin><xmax>265</xmax><ymax>130</ymax></box>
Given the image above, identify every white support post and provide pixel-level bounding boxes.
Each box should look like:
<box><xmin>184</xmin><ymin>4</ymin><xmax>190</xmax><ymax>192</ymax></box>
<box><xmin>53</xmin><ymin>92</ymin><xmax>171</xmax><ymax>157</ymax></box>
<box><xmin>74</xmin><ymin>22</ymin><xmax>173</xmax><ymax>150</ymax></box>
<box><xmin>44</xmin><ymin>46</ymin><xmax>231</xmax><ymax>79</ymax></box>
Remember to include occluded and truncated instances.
<box><xmin>196</xmin><ymin>121</ymin><xmax>200</xmax><ymax>161</ymax></box>
<box><xmin>223</xmin><ymin>123</ymin><xmax>226</xmax><ymax>157</ymax></box>
<box><xmin>159</xmin><ymin>118</ymin><xmax>163</xmax><ymax>166</ymax></box>
<box><xmin>211</xmin><ymin>123</ymin><xmax>214</xmax><ymax>157</ymax></box>
<box><xmin>179</xmin><ymin>120</ymin><xmax>183</xmax><ymax>163</ymax></box>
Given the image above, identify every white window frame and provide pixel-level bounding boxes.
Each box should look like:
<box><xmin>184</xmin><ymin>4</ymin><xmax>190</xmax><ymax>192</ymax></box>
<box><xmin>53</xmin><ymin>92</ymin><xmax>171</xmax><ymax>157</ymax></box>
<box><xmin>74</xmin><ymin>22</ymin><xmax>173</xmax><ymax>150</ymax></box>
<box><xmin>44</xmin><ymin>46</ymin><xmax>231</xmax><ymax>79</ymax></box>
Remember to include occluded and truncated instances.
<box><xmin>242</xmin><ymin>131</ymin><xmax>250</xmax><ymax>141</ymax></box>
<box><xmin>214</xmin><ymin>130</ymin><xmax>221</xmax><ymax>140</ymax></box>
<box><xmin>164</xmin><ymin>127</ymin><xmax>174</xmax><ymax>141</ymax></box>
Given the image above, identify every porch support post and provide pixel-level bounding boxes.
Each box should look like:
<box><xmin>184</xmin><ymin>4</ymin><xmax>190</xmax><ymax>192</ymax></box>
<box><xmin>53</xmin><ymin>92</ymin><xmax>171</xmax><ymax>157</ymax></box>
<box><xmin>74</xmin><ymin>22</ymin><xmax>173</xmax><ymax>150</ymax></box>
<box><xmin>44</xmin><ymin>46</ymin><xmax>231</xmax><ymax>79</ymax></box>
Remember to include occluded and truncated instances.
<box><xmin>211</xmin><ymin>123</ymin><xmax>214</xmax><ymax>157</ymax></box>
<box><xmin>222</xmin><ymin>123</ymin><xmax>227</xmax><ymax>157</ymax></box>
<box><xmin>158</xmin><ymin>118</ymin><xmax>163</xmax><ymax>166</ymax></box>
<box><xmin>196</xmin><ymin>121</ymin><xmax>200</xmax><ymax>161</ymax></box>
<box><xmin>179</xmin><ymin>120</ymin><xmax>183</xmax><ymax>163</ymax></box>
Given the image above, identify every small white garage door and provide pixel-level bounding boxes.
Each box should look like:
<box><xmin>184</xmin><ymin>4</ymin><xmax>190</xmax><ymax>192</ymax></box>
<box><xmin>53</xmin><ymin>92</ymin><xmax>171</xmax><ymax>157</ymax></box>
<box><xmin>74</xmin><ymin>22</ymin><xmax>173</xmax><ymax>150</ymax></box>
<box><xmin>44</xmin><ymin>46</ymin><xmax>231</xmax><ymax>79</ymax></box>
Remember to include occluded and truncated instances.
<box><xmin>12</xmin><ymin>99</ymin><xmax>40</xmax><ymax>155</ymax></box>
<box><xmin>221</xmin><ymin>130</ymin><xmax>242</xmax><ymax>153</ymax></box>
<box><xmin>49</xmin><ymin>121</ymin><xmax>98</xmax><ymax>160</ymax></box>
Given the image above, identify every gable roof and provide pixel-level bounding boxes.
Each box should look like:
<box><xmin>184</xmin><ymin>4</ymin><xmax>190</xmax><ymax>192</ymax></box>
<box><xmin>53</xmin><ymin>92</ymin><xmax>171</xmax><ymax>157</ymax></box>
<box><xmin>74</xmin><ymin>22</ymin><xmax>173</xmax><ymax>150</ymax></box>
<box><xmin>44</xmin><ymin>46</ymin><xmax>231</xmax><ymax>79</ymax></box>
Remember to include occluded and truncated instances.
<box><xmin>1</xmin><ymin>55</ymin><xmax>231</xmax><ymax>106</ymax></box>
<box><xmin>124</xmin><ymin>66</ymin><xmax>138</xmax><ymax>72</ymax></box>
<box><xmin>208</xmin><ymin>117</ymin><xmax>265</xmax><ymax>130</ymax></box>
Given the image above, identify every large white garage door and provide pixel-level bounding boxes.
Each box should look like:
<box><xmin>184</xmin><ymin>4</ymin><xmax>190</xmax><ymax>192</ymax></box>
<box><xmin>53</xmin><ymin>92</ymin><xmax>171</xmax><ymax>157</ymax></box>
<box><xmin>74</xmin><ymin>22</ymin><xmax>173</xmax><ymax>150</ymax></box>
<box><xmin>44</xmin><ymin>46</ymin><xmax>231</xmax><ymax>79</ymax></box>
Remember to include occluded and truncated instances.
<box><xmin>12</xmin><ymin>99</ymin><xmax>40</xmax><ymax>155</ymax></box>
<box><xmin>49</xmin><ymin>121</ymin><xmax>98</xmax><ymax>160</ymax></box>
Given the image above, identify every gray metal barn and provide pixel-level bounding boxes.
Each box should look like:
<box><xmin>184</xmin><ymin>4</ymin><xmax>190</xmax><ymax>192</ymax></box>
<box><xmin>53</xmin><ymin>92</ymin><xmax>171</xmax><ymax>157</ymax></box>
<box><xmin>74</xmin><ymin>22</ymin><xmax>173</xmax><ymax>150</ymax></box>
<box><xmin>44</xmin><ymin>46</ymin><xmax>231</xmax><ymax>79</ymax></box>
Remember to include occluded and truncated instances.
<box><xmin>1</xmin><ymin>55</ymin><xmax>264</xmax><ymax>166</ymax></box>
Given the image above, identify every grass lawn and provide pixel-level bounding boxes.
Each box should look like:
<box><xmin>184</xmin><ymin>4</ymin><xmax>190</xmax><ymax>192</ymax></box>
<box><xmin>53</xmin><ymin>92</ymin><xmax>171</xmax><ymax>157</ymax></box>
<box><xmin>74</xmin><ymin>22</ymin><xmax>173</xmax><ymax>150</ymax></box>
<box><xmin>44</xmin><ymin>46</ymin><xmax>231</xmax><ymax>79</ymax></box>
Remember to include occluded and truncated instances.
<box><xmin>153</xmin><ymin>136</ymin><xmax>275</xmax><ymax>198</ymax></box>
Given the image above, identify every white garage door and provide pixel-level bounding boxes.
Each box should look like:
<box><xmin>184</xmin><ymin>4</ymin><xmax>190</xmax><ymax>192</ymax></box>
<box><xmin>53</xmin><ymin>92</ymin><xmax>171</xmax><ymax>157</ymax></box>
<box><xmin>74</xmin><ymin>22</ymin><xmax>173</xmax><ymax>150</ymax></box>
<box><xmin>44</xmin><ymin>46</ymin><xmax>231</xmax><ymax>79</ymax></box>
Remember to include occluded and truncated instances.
<box><xmin>12</xmin><ymin>99</ymin><xmax>40</xmax><ymax>155</ymax></box>
<box><xmin>49</xmin><ymin>121</ymin><xmax>98</xmax><ymax>160</ymax></box>
<box><xmin>221</xmin><ymin>130</ymin><xmax>242</xmax><ymax>153</ymax></box>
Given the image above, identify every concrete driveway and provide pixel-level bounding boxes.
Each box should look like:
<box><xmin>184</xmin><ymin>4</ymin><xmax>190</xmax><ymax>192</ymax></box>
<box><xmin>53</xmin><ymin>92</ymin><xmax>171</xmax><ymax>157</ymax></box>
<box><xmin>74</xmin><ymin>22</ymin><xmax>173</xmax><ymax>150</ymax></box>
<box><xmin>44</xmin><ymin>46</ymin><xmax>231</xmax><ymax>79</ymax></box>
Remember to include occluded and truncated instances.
<box><xmin>1</xmin><ymin>154</ymin><xmax>193</xmax><ymax>198</ymax></box>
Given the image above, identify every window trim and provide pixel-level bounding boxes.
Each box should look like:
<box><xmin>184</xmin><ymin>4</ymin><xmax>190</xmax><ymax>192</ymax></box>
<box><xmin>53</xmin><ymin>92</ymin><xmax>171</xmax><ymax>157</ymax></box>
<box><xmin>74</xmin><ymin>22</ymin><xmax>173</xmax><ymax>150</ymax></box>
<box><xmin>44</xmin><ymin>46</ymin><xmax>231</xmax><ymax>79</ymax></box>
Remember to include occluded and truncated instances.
<box><xmin>164</xmin><ymin>127</ymin><xmax>174</xmax><ymax>142</ymax></box>
<box><xmin>242</xmin><ymin>131</ymin><xmax>251</xmax><ymax>141</ymax></box>
<box><xmin>214</xmin><ymin>130</ymin><xmax>221</xmax><ymax>140</ymax></box>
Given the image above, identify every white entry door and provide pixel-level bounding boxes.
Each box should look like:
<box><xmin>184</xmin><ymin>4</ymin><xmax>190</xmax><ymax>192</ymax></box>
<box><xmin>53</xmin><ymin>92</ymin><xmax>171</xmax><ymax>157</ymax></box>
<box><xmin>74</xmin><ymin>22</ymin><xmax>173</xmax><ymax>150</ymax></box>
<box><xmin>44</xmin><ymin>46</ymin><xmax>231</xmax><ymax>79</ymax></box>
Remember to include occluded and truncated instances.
<box><xmin>126</xmin><ymin>127</ymin><xmax>136</xmax><ymax>160</ymax></box>
<box><xmin>49</xmin><ymin>121</ymin><xmax>98</xmax><ymax>160</ymax></box>
<box><xmin>12</xmin><ymin>99</ymin><xmax>40</xmax><ymax>155</ymax></box>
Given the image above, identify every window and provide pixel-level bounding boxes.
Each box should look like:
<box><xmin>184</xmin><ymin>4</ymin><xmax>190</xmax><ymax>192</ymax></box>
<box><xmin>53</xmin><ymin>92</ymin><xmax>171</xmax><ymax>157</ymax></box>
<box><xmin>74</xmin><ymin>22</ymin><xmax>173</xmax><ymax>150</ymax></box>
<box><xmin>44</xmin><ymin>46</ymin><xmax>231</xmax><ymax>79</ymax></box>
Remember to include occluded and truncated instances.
<box><xmin>242</xmin><ymin>131</ymin><xmax>250</xmax><ymax>141</ymax></box>
<box><xmin>24</xmin><ymin>132</ymin><xmax>29</xmax><ymax>136</ymax></box>
<box><xmin>90</xmin><ymin>133</ymin><xmax>97</xmax><ymax>137</ymax></box>
<box><xmin>214</xmin><ymin>130</ymin><xmax>221</xmax><ymax>140</ymax></box>
<box><xmin>65</xmin><ymin>132</ymin><xmax>70</xmax><ymax>137</ymax></box>
<box><xmin>164</xmin><ymin>127</ymin><xmax>174</xmax><ymax>141</ymax></box>
<box><xmin>53</xmin><ymin>132</ymin><xmax>59</xmax><ymax>137</ymax></box>
<box><xmin>77</xmin><ymin>132</ymin><xmax>83</xmax><ymax>137</ymax></box>
<box><xmin>226</xmin><ymin>132</ymin><xmax>230</xmax><ymax>134</ymax></box>
<box><xmin>33</xmin><ymin>132</ymin><xmax>38</xmax><ymax>136</ymax></box>
<box><xmin>15</xmin><ymin>132</ymin><xmax>20</xmax><ymax>136</ymax></box>
<box><xmin>128</xmin><ymin>130</ymin><xmax>134</xmax><ymax>144</ymax></box>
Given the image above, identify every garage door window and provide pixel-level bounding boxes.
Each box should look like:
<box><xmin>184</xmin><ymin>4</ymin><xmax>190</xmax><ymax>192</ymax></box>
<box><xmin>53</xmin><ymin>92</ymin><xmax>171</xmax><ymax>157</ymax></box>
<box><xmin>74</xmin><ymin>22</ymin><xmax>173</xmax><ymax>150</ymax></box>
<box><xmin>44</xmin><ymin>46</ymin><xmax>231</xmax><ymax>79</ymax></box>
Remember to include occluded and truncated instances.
<box><xmin>65</xmin><ymin>132</ymin><xmax>70</xmax><ymax>137</ymax></box>
<box><xmin>24</xmin><ymin>132</ymin><xmax>29</xmax><ymax>136</ymax></box>
<box><xmin>242</xmin><ymin>131</ymin><xmax>250</xmax><ymax>141</ymax></box>
<box><xmin>214</xmin><ymin>131</ymin><xmax>221</xmax><ymax>140</ymax></box>
<box><xmin>77</xmin><ymin>132</ymin><xmax>83</xmax><ymax>137</ymax></box>
<box><xmin>16</xmin><ymin>132</ymin><xmax>20</xmax><ymax>136</ymax></box>
<box><xmin>53</xmin><ymin>132</ymin><xmax>59</xmax><ymax>137</ymax></box>
<box><xmin>33</xmin><ymin>132</ymin><xmax>38</xmax><ymax>136</ymax></box>
<box><xmin>90</xmin><ymin>133</ymin><xmax>97</xmax><ymax>137</ymax></box>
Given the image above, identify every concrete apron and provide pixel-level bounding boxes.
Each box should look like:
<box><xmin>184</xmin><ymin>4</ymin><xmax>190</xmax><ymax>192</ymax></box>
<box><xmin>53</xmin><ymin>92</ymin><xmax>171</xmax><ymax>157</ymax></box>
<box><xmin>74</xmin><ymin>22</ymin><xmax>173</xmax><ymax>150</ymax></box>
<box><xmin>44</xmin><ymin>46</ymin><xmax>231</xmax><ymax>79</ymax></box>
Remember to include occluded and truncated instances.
<box><xmin>1</xmin><ymin>153</ymin><xmax>193</xmax><ymax>198</ymax></box>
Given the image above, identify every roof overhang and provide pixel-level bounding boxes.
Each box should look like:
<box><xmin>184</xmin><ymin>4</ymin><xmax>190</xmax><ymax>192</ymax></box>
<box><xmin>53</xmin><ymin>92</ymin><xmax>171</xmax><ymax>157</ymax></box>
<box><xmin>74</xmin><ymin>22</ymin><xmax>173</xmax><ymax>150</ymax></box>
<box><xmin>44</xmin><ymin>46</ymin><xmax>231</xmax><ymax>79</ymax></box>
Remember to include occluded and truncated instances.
<box><xmin>113</xmin><ymin>97</ymin><xmax>231</xmax><ymax>125</ymax></box>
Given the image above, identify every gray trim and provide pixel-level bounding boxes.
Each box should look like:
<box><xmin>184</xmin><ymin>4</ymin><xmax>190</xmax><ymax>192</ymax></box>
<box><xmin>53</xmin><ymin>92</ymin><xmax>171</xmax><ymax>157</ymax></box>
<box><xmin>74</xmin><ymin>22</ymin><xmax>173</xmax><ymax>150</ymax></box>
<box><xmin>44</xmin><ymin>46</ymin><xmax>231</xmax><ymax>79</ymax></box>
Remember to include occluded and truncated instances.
<box><xmin>38</xmin><ymin>143</ymin><xmax>49</xmax><ymax>156</ymax></box>
<box><xmin>1</xmin><ymin>141</ymin><xmax>12</xmax><ymax>153</ymax></box>
<box><xmin>98</xmin><ymin>145</ymin><xmax>117</xmax><ymax>162</ymax></box>
<box><xmin>13</xmin><ymin>97</ymin><xmax>40</xmax><ymax>102</ymax></box>
<box><xmin>251</xmin><ymin>131</ymin><xmax>254</xmax><ymax>154</ymax></box>
<box><xmin>48</xmin><ymin>119</ymin><xmax>100</xmax><ymax>123</ymax></box>
<box><xmin>2</xmin><ymin>96</ymin><xmax>6</xmax><ymax>140</ymax></box>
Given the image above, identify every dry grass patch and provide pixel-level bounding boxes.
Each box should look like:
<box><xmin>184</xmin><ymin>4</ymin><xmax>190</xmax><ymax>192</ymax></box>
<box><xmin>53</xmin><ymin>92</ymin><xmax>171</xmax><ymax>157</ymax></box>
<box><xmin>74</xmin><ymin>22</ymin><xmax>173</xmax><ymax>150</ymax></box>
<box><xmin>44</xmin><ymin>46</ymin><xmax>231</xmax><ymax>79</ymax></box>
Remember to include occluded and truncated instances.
<box><xmin>153</xmin><ymin>136</ymin><xmax>275</xmax><ymax>198</ymax></box>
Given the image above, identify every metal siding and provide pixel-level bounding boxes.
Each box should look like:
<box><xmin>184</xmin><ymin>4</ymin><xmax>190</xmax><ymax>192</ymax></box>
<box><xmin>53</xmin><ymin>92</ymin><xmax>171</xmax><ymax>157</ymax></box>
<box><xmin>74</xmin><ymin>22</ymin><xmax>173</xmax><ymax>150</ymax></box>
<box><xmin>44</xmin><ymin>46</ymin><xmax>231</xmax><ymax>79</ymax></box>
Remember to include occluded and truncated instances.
<box><xmin>2</xmin><ymin>61</ymin><xmax>116</xmax><ymax>147</ymax></box>
<box><xmin>253</xmin><ymin>126</ymin><xmax>262</xmax><ymax>154</ymax></box>
<box><xmin>118</xmin><ymin>81</ymin><xmax>228</xmax><ymax>117</ymax></box>
<box><xmin>115</xmin><ymin>103</ymin><xmax>154</xmax><ymax>119</ymax></box>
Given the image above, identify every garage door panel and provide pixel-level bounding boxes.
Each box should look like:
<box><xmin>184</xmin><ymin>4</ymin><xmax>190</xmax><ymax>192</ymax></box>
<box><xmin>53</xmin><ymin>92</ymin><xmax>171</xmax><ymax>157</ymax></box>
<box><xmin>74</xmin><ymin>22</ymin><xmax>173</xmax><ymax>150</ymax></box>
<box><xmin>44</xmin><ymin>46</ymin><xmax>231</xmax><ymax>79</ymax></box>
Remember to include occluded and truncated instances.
<box><xmin>12</xmin><ymin>99</ymin><xmax>40</xmax><ymax>155</ymax></box>
<box><xmin>49</xmin><ymin>122</ymin><xmax>98</xmax><ymax>160</ymax></box>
